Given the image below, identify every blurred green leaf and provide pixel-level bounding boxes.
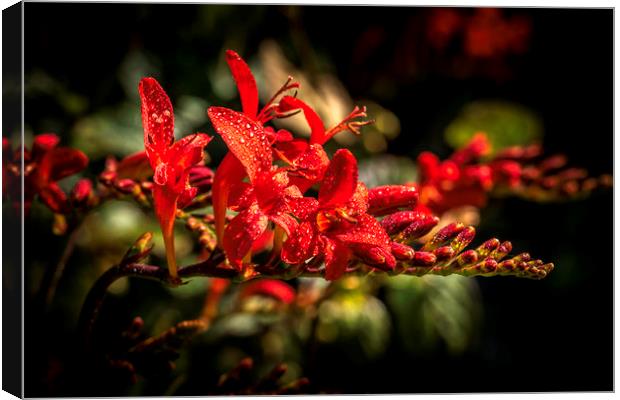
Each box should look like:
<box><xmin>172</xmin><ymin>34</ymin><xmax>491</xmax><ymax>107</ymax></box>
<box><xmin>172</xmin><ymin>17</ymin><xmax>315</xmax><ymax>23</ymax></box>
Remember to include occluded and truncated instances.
<box><xmin>445</xmin><ymin>100</ymin><xmax>543</xmax><ymax>154</ymax></box>
<box><xmin>358</xmin><ymin>155</ymin><xmax>418</xmax><ymax>187</ymax></box>
<box><xmin>316</xmin><ymin>291</ymin><xmax>391</xmax><ymax>359</ymax></box>
<box><xmin>386</xmin><ymin>274</ymin><xmax>481</xmax><ymax>355</ymax></box>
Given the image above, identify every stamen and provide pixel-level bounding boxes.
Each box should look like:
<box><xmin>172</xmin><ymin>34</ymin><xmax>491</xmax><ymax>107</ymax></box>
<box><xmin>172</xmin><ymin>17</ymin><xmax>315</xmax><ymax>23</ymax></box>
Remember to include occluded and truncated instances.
<box><xmin>323</xmin><ymin>106</ymin><xmax>375</xmax><ymax>143</ymax></box>
<box><xmin>257</xmin><ymin>76</ymin><xmax>300</xmax><ymax>123</ymax></box>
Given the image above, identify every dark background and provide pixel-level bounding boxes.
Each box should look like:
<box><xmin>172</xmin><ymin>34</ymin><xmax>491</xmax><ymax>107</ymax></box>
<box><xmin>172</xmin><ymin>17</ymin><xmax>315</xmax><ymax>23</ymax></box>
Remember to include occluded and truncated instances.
<box><xmin>21</xmin><ymin>4</ymin><xmax>612</xmax><ymax>395</ymax></box>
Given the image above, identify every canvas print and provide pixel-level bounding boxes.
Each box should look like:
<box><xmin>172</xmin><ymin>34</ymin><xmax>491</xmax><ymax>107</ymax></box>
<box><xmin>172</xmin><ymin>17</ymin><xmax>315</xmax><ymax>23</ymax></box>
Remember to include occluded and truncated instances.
<box><xmin>2</xmin><ymin>3</ymin><xmax>613</xmax><ymax>397</ymax></box>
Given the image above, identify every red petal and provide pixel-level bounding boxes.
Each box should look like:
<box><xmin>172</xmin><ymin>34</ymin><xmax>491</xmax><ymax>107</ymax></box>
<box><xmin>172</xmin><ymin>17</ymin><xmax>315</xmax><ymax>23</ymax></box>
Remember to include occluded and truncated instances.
<box><xmin>223</xmin><ymin>203</ymin><xmax>269</xmax><ymax>269</ymax></box>
<box><xmin>367</xmin><ymin>185</ymin><xmax>418</xmax><ymax>216</ymax></box>
<box><xmin>225</xmin><ymin>50</ymin><xmax>259</xmax><ymax>119</ymax></box>
<box><xmin>212</xmin><ymin>152</ymin><xmax>247</xmax><ymax>244</ymax></box>
<box><xmin>322</xmin><ymin>237</ymin><xmax>351</xmax><ymax>281</ymax></box>
<box><xmin>167</xmin><ymin>133</ymin><xmax>212</xmax><ymax>171</ymax></box>
<box><xmin>417</xmin><ymin>151</ymin><xmax>440</xmax><ymax>182</ymax></box>
<box><xmin>38</xmin><ymin>147</ymin><xmax>88</xmax><ymax>184</ymax></box>
<box><xmin>269</xmin><ymin>212</ymin><xmax>298</xmax><ymax>237</ymax></box>
<box><xmin>139</xmin><ymin>77</ymin><xmax>175</xmax><ymax>158</ymax></box>
<box><xmin>38</xmin><ymin>182</ymin><xmax>68</xmax><ymax>213</ymax></box>
<box><xmin>252</xmin><ymin>169</ymin><xmax>290</xmax><ymax>208</ymax></box>
<box><xmin>278</xmin><ymin>96</ymin><xmax>326</xmax><ymax>144</ymax></box>
<box><xmin>334</xmin><ymin>214</ymin><xmax>395</xmax><ymax>271</ymax></box>
<box><xmin>319</xmin><ymin>149</ymin><xmax>358</xmax><ymax>208</ymax></box>
<box><xmin>335</xmin><ymin>213</ymin><xmax>391</xmax><ymax>248</ymax></box>
<box><xmin>177</xmin><ymin>186</ymin><xmax>198</xmax><ymax>209</ymax></box>
<box><xmin>228</xmin><ymin>182</ymin><xmax>256</xmax><ymax>210</ymax></box>
<box><xmin>152</xmin><ymin>184</ymin><xmax>180</xmax><ymax>276</ymax></box>
<box><xmin>288</xmin><ymin>196</ymin><xmax>319</xmax><ymax>220</ymax></box>
<box><xmin>117</xmin><ymin>151</ymin><xmax>152</xmax><ymax>180</ymax></box>
<box><xmin>208</xmin><ymin>107</ymin><xmax>272</xmax><ymax>182</ymax></box>
<box><xmin>273</xmin><ymin>139</ymin><xmax>309</xmax><ymax>164</ymax></box>
<box><xmin>281</xmin><ymin>221</ymin><xmax>319</xmax><ymax>264</ymax></box>
<box><xmin>346</xmin><ymin>182</ymin><xmax>369</xmax><ymax>216</ymax></box>
<box><xmin>240</xmin><ymin>279</ymin><xmax>296</xmax><ymax>304</ymax></box>
<box><xmin>32</xmin><ymin>133</ymin><xmax>60</xmax><ymax>159</ymax></box>
<box><xmin>289</xmin><ymin>143</ymin><xmax>329</xmax><ymax>182</ymax></box>
<box><xmin>251</xmin><ymin>228</ymin><xmax>274</xmax><ymax>253</ymax></box>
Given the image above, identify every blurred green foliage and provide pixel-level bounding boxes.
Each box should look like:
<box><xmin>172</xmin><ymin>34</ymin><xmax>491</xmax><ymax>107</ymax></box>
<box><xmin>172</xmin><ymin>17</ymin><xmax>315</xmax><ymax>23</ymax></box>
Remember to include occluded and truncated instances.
<box><xmin>445</xmin><ymin>100</ymin><xmax>543</xmax><ymax>154</ymax></box>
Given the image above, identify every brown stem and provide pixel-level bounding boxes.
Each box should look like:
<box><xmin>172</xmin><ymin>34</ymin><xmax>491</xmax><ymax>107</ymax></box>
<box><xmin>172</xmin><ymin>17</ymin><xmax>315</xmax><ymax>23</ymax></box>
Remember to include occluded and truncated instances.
<box><xmin>44</xmin><ymin>223</ymin><xmax>83</xmax><ymax>308</ymax></box>
<box><xmin>76</xmin><ymin>249</ymin><xmax>231</xmax><ymax>353</ymax></box>
<box><xmin>77</xmin><ymin>263</ymin><xmax>173</xmax><ymax>352</ymax></box>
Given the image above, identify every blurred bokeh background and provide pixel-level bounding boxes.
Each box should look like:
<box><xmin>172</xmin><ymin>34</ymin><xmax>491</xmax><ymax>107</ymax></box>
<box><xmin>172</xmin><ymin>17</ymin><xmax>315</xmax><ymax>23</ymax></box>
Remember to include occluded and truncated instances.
<box><xmin>16</xmin><ymin>4</ymin><xmax>612</xmax><ymax>396</ymax></box>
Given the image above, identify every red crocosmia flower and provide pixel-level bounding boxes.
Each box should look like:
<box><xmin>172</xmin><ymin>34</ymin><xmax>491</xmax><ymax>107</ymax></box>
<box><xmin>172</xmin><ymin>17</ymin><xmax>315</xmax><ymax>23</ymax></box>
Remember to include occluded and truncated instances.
<box><xmin>281</xmin><ymin>149</ymin><xmax>396</xmax><ymax>281</ymax></box>
<box><xmin>208</xmin><ymin>106</ymin><xmax>304</xmax><ymax>269</ymax></box>
<box><xmin>212</xmin><ymin>50</ymin><xmax>301</xmax><ymax>244</ymax></box>
<box><xmin>239</xmin><ymin>279</ymin><xmax>296</xmax><ymax>305</ymax></box>
<box><xmin>3</xmin><ymin>133</ymin><xmax>88</xmax><ymax>215</ymax></box>
<box><xmin>139</xmin><ymin>77</ymin><xmax>212</xmax><ymax>279</ymax></box>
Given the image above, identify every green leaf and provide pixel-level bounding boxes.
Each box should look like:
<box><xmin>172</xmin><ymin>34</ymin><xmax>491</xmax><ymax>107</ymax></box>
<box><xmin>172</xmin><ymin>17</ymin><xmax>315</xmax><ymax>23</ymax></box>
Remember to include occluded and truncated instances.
<box><xmin>445</xmin><ymin>100</ymin><xmax>543</xmax><ymax>155</ymax></box>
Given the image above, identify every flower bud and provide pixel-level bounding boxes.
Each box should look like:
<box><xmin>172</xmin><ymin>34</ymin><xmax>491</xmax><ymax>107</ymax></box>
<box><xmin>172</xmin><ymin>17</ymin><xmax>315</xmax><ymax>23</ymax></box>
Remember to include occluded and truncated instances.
<box><xmin>450</xmin><ymin>226</ymin><xmax>476</xmax><ymax>253</ymax></box>
<box><xmin>456</xmin><ymin>249</ymin><xmax>478</xmax><ymax>267</ymax></box>
<box><xmin>185</xmin><ymin>216</ymin><xmax>203</xmax><ymax>232</ymax></box>
<box><xmin>497</xmin><ymin>259</ymin><xmax>516</xmax><ymax>273</ymax></box>
<box><xmin>116</xmin><ymin>178</ymin><xmax>138</xmax><ymax>194</ymax></box>
<box><xmin>561</xmin><ymin>180</ymin><xmax>579</xmax><ymax>196</ymax></box>
<box><xmin>381</xmin><ymin>211</ymin><xmax>427</xmax><ymax>235</ymax></box>
<box><xmin>391</xmin><ymin>242</ymin><xmax>414</xmax><ymax>261</ymax></box>
<box><xmin>189</xmin><ymin>165</ymin><xmax>214</xmax><ymax>193</ymax></box>
<box><xmin>71</xmin><ymin>178</ymin><xmax>94</xmax><ymax>206</ymax></box>
<box><xmin>412</xmin><ymin>251</ymin><xmax>436</xmax><ymax>267</ymax></box>
<box><xmin>512</xmin><ymin>252</ymin><xmax>531</xmax><ymax>263</ymax></box>
<box><xmin>122</xmin><ymin>232</ymin><xmax>154</xmax><ymax>265</ymax></box>
<box><xmin>99</xmin><ymin>170</ymin><xmax>117</xmax><ymax>185</ymax></box>
<box><xmin>463</xmin><ymin>165</ymin><xmax>493</xmax><ymax>190</ymax></box>
<box><xmin>493</xmin><ymin>160</ymin><xmax>522</xmax><ymax>187</ymax></box>
<box><xmin>367</xmin><ymin>185</ymin><xmax>418</xmax><ymax>216</ymax></box>
<box><xmin>394</xmin><ymin>213</ymin><xmax>440</xmax><ymax>242</ymax></box>
<box><xmin>476</xmin><ymin>238</ymin><xmax>500</xmax><ymax>258</ymax></box>
<box><xmin>483</xmin><ymin>258</ymin><xmax>498</xmax><ymax>272</ymax></box>
<box><xmin>539</xmin><ymin>154</ymin><xmax>567</xmax><ymax>173</ymax></box>
<box><xmin>450</xmin><ymin>133</ymin><xmax>490</xmax><ymax>164</ymax></box>
<box><xmin>421</xmin><ymin>222</ymin><xmax>465</xmax><ymax>251</ymax></box>
<box><xmin>52</xmin><ymin>213</ymin><xmax>68</xmax><ymax>235</ymax></box>
<box><xmin>490</xmin><ymin>241</ymin><xmax>512</xmax><ymax>261</ymax></box>
<box><xmin>434</xmin><ymin>245</ymin><xmax>455</xmax><ymax>261</ymax></box>
<box><xmin>199</xmin><ymin>230</ymin><xmax>217</xmax><ymax>251</ymax></box>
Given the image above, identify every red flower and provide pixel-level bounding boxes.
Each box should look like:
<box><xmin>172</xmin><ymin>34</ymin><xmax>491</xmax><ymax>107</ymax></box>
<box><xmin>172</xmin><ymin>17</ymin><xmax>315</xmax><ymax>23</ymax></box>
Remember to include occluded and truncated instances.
<box><xmin>416</xmin><ymin>133</ymin><xmax>494</xmax><ymax>214</ymax></box>
<box><xmin>212</xmin><ymin>50</ymin><xmax>365</xmax><ymax>241</ymax></box>
<box><xmin>281</xmin><ymin>149</ymin><xmax>396</xmax><ymax>281</ymax></box>
<box><xmin>3</xmin><ymin>133</ymin><xmax>88</xmax><ymax>215</ymax></box>
<box><xmin>239</xmin><ymin>279</ymin><xmax>296</xmax><ymax>305</ymax></box>
<box><xmin>139</xmin><ymin>77</ymin><xmax>212</xmax><ymax>278</ymax></box>
<box><xmin>208</xmin><ymin>106</ymin><xmax>305</xmax><ymax>269</ymax></box>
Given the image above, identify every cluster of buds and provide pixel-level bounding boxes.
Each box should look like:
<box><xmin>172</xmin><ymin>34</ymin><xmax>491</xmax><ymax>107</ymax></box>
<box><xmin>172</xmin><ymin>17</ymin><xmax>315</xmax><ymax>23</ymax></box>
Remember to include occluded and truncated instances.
<box><xmin>414</xmin><ymin>132</ymin><xmax>612</xmax><ymax>215</ymax></box>
<box><xmin>98</xmin><ymin>151</ymin><xmax>154</xmax><ymax>208</ymax></box>
<box><xmin>383</xmin><ymin>216</ymin><xmax>554</xmax><ymax>280</ymax></box>
<box><xmin>214</xmin><ymin>357</ymin><xmax>310</xmax><ymax>395</ymax></box>
<box><xmin>3</xmin><ymin>133</ymin><xmax>89</xmax><ymax>215</ymax></box>
<box><xmin>107</xmin><ymin>316</ymin><xmax>208</xmax><ymax>385</ymax></box>
<box><xmin>3</xmin><ymin>133</ymin><xmax>93</xmax><ymax>234</ymax></box>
